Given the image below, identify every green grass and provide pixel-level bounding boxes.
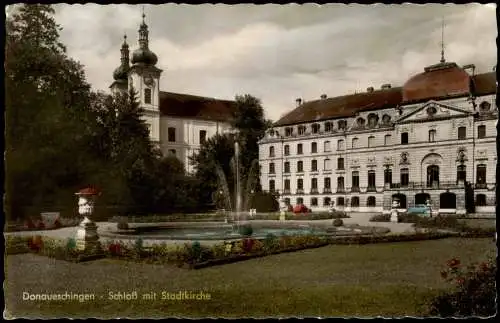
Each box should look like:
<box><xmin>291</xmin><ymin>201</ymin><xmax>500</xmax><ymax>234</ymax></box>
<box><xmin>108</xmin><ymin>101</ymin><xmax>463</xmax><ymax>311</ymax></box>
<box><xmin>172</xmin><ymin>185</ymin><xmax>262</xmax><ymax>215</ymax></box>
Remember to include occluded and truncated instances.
<box><xmin>4</xmin><ymin>237</ymin><xmax>496</xmax><ymax>318</ymax></box>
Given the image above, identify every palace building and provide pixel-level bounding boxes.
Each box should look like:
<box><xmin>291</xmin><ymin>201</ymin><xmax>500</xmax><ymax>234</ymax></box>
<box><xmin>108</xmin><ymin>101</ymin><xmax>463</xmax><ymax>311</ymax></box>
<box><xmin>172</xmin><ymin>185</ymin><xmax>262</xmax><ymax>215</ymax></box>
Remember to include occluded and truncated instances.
<box><xmin>258</xmin><ymin>56</ymin><xmax>497</xmax><ymax>215</ymax></box>
<box><xmin>109</xmin><ymin>14</ymin><xmax>236</xmax><ymax>173</ymax></box>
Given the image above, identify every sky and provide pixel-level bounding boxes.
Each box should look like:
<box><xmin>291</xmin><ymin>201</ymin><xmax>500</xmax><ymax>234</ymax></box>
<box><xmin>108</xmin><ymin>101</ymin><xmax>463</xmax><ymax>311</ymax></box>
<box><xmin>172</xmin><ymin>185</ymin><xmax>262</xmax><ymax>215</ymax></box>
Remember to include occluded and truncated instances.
<box><xmin>12</xmin><ymin>4</ymin><xmax>498</xmax><ymax>121</ymax></box>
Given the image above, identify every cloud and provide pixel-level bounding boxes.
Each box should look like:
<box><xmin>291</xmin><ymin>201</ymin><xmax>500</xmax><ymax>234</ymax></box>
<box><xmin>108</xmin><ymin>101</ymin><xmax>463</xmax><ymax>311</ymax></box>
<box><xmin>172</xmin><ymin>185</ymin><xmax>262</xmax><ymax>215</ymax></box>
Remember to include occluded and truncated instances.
<box><xmin>53</xmin><ymin>3</ymin><xmax>497</xmax><ymax>122</ymax></box>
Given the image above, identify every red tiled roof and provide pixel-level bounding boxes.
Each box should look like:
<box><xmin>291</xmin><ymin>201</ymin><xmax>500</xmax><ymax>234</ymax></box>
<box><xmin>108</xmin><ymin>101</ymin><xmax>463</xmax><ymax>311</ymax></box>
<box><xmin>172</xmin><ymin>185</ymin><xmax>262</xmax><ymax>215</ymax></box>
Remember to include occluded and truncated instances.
<box><xmin>402</xmin><ymin>62</ymin><xmax>471</xmax><ymax>103</ymax></box>
<box><xmin>274</xmin><ymin>87</ymin><xmax>403</xmax><ymax>126</ymax></box>
<box><xmin>159</xmin><ymin>91</ymin><xmax>236</xmax><ymax>122</ymax></box>
<box><xmin>472</xmin><ymin>72</ymin><xmax>497</xmax><ymax>97</ymax></box>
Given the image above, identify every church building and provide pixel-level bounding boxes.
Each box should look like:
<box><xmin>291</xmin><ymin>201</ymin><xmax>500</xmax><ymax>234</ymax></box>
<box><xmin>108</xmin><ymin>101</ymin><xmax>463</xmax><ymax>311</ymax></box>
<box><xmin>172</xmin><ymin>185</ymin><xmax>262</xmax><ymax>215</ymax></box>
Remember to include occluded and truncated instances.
<box><xmin>109</xmin><ymin>14</ymin><xmax>236</xmax><ymax>173</ymax></box>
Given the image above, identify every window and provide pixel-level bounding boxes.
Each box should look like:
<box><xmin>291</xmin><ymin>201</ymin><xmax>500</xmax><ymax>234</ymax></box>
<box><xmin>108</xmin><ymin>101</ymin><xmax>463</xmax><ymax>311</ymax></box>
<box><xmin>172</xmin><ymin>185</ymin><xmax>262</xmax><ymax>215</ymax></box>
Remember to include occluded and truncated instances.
<box><xmin>296</xmin><ymin>197</ymin><xmax>303</xmax><ymax>205</ymax></box>
<box><xmin>352</xmin><ymin>137</ymin><xmax>359</xmax><ymax>149</ymax></box>
<box><xmin>311</xmin><ymin>198</ymin><xmax>318</xmax><ymax>206</ymax></box>
<box><xmin>199</xmin><ymin>130</ymin><xmax>207</xmax><ymax>144</ymax></box>
<box><xmin>285</xmin><ymin>127</ymin><xmax>293</xmax><ymax>137</ymax></box>
<box><xmin>384</xmin><ymin>134</ymin><xmax>392</xmax><ymax>146</ymax></box>
<box><xmin>284</xmin><ymin>162</ymin><xmax>290</xmax><ymax>173</ymax></box>
<box><xmin>269</xmin><ymin>146</ymin><xmax>275</xmax><ymax>157</ymax></box>
<box><xmin>323</xmin><ymin>197</ymin><xmax>331</xmax><ymax>206</ymax></box>
<box><xmin>337</xmin><ymin>197</ymin><xmax>345</xmax><ymax>206</ymax></box>
<box><xmin>324</xmin><ymin>159</ymin><xmax>331</xmax><ymax>170</ymax></box>
<box><xmin>144</xmin><ymin>88</ymin><xmax>152</xmax><ymax>104</ymax></box>
<box><xmin>284</xmin><ymin>198</ymin><xmax>290</xmax><ymax>205</ymax></box>
<box><xmin>312</xmin><ymin>123</ymin><xmax>320</xmax><ymax>134</ymax></box>
<box><xmin>457</xmin><ymin>165</ymin><xmax>466</xmax><ymax>183</ymax></box>
<box><xmin>297</xmin><ymin>161</ymin><xmax>303</xmax><ymax>173</ymax></box>
<box><xmin>297</xmin><ymin>179</ymin><xmax>304</xmax><ymax>190</ymax></box>
<box><xmin>351</xmin><ymin>196</ymin><xmax>360</xmax><ymax>207</ymax></box>
<box><xmin>311</xmin><ymin>160</ymin><xmax>318</xmax><ymax>172</ymax></box>
<box><xmin>427</xmin><ymin>165</ymin><xmax>439</xmax><ymax>188</ymax></box>
<box><xmin>477</xmin><ymin>125</ymin><xmax>486</xmax><ymax>139</ymax></box>
<box><xmin>337</xmin><ymin>157</ymin><xmax>344</xmax><ymax>170</ymax></box>
<box><xmin>400</xmin><ymin>168</ymin><xmax>409</xmax><ymax>186</ymax></box>
<box><xmin>324</xmin><ymin>141</ymin><xmax>331</xmax><ymax>152</ymax></box>
<box><xmin>298</xmin><ymin>125</ymin><xmax>306</xmax><ymax>135</ymax></box>
<box><xmin>384</xmin><ymin>168</ymin><xmax>392</xmax><ymax>185</ymax></box>
<box><xmin>367</xmin><ymin>114</ymin><xmax>378</xmax><ymax>128</ymax></box>
<box><xmin>297</xmin><ymin>144</ymin><xmax>303</xmax><ymax>155</ymax></box>
<box><xmin>337</xmin><ymin>139</ymin><xmax>345</xmax><ymax>150</ymax></box>
<box><xmin>458</xmin><ymin>127</ymin><xmax>466</xmax><ymax>140</ymax></box>
<box><xmin>352</xmin><ymin>171</ymin><xmax>359</xmax><ymax>190</ymax></box>
<box><xmin>269</xmin><ymin>180</ymin><xmax>275</xmax><ymax>192</ymax></box>
<box><xmin>476</xmin><ymin>194</ymin><xmax>487</xmax><ymax>206</ymax></box>
<box><xmin>338</xmin><ymin>120</ymin><xmax>347</xmax><ymax>131</ymax></box>
<box><xmin>368</xmin><ymin>136</ymin><xmax>375</xmax><ymax>148</ymax></box>
<box><xmin>428</xmin><ymin>129</ymin><xmax>436</xmax><ymax>142</ymax></box>
<box><xmin>401</xmin><ymin>132</ymin><xmax>408</xmax><ymax>144</ymax></box>
<box><xmin>337</xmin><ymin>177</ymin><xmax>345</xmax><ymax>191</ymax></box>
<box><xmin>324</xmin><ymin>122</ymin><xmax>333</xmax><ymax>132</ymax></box>
<box><xmin>311</xmin><ymin>178</ymin><xmax>318</xmax><ymax>192</ymax></box>
<box><xmin>311</xmin><ymin>142</ymin><xmax>317</xmax><ymax>153</ymax></box>
<box><xmin>324</xmin><ymin>177</ymin><xmax>331</xmax><ymax>190</ymax></box>
<box><xmin>168</xmin><ymin>127</ymin><xmax>176</xmax><ymax>142</ymax></box>
<box><xmin>269</xmin><ymin>163</ymin><xmax>275</xmax><ymax>174</ymax></box>
<box><xmin>367</xmin><ymin>196</ymin><xmax>376</xmax><ymax>207</ymax></box>
<box><xmin>476</xmin><ymin>165</ymin><xmax>486</xmax><ymax>185</ymax></box>
<box><xmin>284</xmin><ymin>179</ymin><xmax>290</xmax><ymax>192</ymax></box>
<box><xmin>168</xmin><ymin>149</ymin><xmax>176</xmax><ymax>156</ymax></box>
<box><xmin>284</xmin><ymin>145</ymin><xmax>290</xmax><ymax>156</ymax></box>
<box><xmin>367</xmin><ymin>170</ymin><xmax>376</xmax><ymax>190</ymax></box>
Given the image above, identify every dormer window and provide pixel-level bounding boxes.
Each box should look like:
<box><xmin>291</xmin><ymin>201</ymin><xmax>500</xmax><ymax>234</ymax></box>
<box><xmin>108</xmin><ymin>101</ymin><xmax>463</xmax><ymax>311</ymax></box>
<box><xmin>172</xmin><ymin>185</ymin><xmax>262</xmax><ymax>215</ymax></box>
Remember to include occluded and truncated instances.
<box><xmin>479</xmin><ymin>101</ymin><xmax>491</xmax><ymax>112</ymax></box>
<box><xmin>338</xmin><ymin>120</ymin><xmax>347</xmax><ymax>131</ymax></box>
<box><xmin>324</xmin><ymin>122</ymin><xmax>333</xmax><ymax>132</ymax></box>
<box><xmin>285</xmin><ymin>127</ymin><xmax>293</xmax><ymax>137</ymax></box>
<box><xmin>356</xmin><ymin>118</ymin><xmax>365</xmax><ymax>128</ymax></box>
<box><xmin>312</xmin><ymin>123</ymin><xmax>320</xmax><ymax>134</ymax></box>
<box><xmin>367</xmin><ymin>114</ymin><xmax>378</xmax><ymax>128</ymax></box>
<box><xmin>382</xmin><ymin>114</ymin><xmax>391</xmax><ymax>125</ymax></box>
<box><xmin>298</xmin><ymin>125</ymin><xmax>306</xmax><ymax>135</ymax></box>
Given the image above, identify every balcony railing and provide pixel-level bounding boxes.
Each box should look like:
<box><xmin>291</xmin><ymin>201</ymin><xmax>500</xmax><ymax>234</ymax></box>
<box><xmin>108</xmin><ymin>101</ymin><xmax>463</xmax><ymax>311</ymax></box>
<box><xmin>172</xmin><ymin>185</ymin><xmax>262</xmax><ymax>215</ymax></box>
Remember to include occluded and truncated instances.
<box><xmin>389</xmin><ymin>181</ymin><xmax>467</xmax><ymax>190</ymax></box>
<box><xmin>351</xmin><ymin>187</ymin><xmax>360</xmax><ymax>193</ymax></box>
<box><xmin>336</xmin><ymin>188</ymin><xmax>346</xmax><ymax>193</ymax></box>
<box><xmin>296</xmin><ymin>189</ymin><xmax>304</xmax><ymax>194</ymax></box>
<box><xmin>367</xmin><ymin>186</ymin><xmax>377</xmax><ymax>192</ymax></box>
<box><xmin>282</xmin><ymin>189</ymin><xmax>291</xmax><ymax>194</ymax></box>
<box><xmin>323</xmin><ymin>188</ymin><xmax>332</xmax><ymax>194</ymax></box>
<box><xmin>475</xmin><ymin>183</ymin><xmax>487</xmax><ymax>189</ymax></box>
<box><xmin>310</xmin><ymin>188</ymin><xmax>319</xmax><ymax>194</ymax></box>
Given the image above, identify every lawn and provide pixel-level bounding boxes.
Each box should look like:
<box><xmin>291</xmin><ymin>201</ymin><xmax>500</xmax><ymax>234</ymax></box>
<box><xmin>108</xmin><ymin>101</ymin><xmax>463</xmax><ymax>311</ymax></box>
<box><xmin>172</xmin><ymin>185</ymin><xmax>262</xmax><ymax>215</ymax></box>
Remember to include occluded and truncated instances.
<box><xmin>4</xmin><ymin>237</ymin><xmax>496</xmax><ymax>318</ymax></box>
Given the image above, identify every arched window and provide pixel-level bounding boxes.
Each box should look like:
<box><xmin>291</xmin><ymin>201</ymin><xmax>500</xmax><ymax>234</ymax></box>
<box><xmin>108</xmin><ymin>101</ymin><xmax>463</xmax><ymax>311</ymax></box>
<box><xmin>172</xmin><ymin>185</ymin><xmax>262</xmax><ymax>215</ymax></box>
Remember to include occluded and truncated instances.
<box><xmin>311</xmin><ymin>142</ymin><xmax>317</xmax><ymax>153</ymax></box>
<box><xmin>144</xmin><ymin>88</ymin><xmax>152</xmax><ymax>104</ymax></box>
<box><xmin>269</xmin><ymin>146</ymin><xmax>275</xmax><ymax>157</ymax></box>
<box><xmin>324</xmin><ymin>159</ymin><xmax>331</xmax><ymax>170</ymax></box>
<box><xmin>324</xmin><ymin>141</ymin><xmax>331</xmax><ymax>152</ymax></box>
<box><xmin>284</xmin><ymin>145</ymin><xmax>290</xmax><ymax>156</ymax></box>
<box><xmin>367</xmin><ymin>196</ymin><xmax>376</xmax><ymax>207</ymax></box>
<box><xmin>368</xmin><ymin>136</ymin><xmax>375</xmax><ymax>147</ymax></box>
<box><xmin>337</xmin><ymin>197</ymin><xmax>345</xmax><ymax>206</ymax></box>
<box><xmin>351</xmin><ymin>196</ymin><xmax>360</xmax><ymax>207</ymax></box>
<box><xmin>311</xmin><ymin>197</ymin><xmax>318</xmax><ymax>206</ymax></box>
<box><xmin>337</xmin><ymin>139</ymin><xmax>345</xmax><ymax>150</ymax></box>
<box><xmin>392</xmin><ymin>193</ymin><xmax>407</xmax><ymax>209</ymax></box>
<box><xmin>311</xmin><ymin>159</ymin><xmax>318</xmax><ymax>172</ymax></box>
<box><xmin>269</xmin><ymin>180</ymin><xmax>275</xmax><ymax>192</ymax></box>
<box><xmin>440</xmin><ymin>192</ymin><xmax>456</xmax><ymax>209</ymax></box>
<box><xmin>296</xmin><ymin>197</ymin><xmax>304</xmax><ymax>205</ymax></box>
<box><xmin>415</xmin><ymin>193</ymin><xmax>430</xmax><ymax>206</ymax></box>
<box><xmin>352</xmin><ymin>137</ymin><xmax>359</xmax><ymax>149</ymax></box>
<box><xmin>427</xmin><ymin>165</ymin><xmax>439</xmax><ymax>188</ymax></box>
<box><xmin>338</xmin><ymin>120</ymin><xmax>347</xmax><ymax>131</ymax></box>
<box><xmin>297</xmin><ymin>161</ymin><xmax>303</xmax><ymax>173</ymax></box>
<box><xmin>323</xmin><ymin>197</ymin><xmax>331</xmax><ymax>206</ymax></box>
<box><xmin>384</xmin><ymin>134</ymin><xmax>392</xmax><ymax>146</ymax></box>
<box><xmin>367</xmin><ymin>113</ymin><xmax>378</xmax><ymax>128</ymax></box>
<box><xmin>284</xmin><ymin>162</ymin><xmax>290</xmax><ymax>173</ymax></box>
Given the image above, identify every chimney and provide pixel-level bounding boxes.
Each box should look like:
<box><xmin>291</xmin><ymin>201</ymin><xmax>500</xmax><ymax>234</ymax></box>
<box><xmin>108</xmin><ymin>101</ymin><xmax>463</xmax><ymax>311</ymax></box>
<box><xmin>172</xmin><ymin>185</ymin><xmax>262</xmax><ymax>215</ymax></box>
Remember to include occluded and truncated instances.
<box><xmin>366</xmin><ymin>87</ymin><xmax>374</xmax><ymax>93</ymax></box>
<box><xmin>381</xmin><ymin>84</ymin><xmax>391</xmax><ymax>90</ymax></box>
<box><xmin>320</xmin><ymin>94</ymin><xmax>327</xmax><ymax>100</ymax></box>
<box><xmin>295</xmin><ymin>98</ymin><xmax>302</xmax><ymax>107</ymax></box>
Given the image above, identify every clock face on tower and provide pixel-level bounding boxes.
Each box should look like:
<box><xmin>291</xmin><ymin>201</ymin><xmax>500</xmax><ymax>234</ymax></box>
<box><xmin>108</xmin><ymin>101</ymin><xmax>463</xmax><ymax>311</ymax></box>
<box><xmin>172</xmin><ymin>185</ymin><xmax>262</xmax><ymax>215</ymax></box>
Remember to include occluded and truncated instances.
<box><xmin>144</xmin><ymin>75</ymin><xmax>155</xmax><ymax>87</ymax></box>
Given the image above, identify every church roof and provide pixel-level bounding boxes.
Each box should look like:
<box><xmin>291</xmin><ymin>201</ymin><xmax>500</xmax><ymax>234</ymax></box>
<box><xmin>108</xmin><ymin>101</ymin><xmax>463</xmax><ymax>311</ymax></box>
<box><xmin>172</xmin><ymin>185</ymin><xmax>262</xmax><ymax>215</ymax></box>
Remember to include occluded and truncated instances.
<box><xmin>159</xmin><ymin>91</ymin><xmax>236</xmax><ymax>122</ymax></box>
<box><xmin>274</xmin><ymin>71</ymin><xmax>496</xmax><ymax>127</ymax></box>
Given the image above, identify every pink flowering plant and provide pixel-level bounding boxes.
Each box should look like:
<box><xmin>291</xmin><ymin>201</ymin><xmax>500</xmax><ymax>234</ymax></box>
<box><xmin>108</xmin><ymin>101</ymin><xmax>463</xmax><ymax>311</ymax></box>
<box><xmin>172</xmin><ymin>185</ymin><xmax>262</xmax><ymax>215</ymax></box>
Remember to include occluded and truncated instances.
<box><xmin>429</xmin><ymin>256</ymin><xmax>496</xmax><ymax>317</ymax></box>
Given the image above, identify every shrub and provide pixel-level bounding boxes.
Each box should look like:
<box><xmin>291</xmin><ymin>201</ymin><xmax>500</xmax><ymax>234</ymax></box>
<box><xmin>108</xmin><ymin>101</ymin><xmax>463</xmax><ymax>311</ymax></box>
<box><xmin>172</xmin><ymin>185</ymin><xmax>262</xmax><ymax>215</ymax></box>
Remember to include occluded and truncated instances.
<box><xmin>369</xmin><ymin>214</ymin><xmax>390</xmax><ymax>222</ymax></box>
<box><xmin>238</xmin><ymin>224</ymin><xmax>253</xmax><ymax>237</ymax></box>
<box><xmin>263</xmin><ymin>233</ymin><xmax>279</xmax><ymax>252</ymax></box>
<box><xmin>333</xmin><ymin>218</ymin><xmax>343</xmax><ymax>227</ymax></box>
<box><xmin>248</xmin><ymin>191</ymin><xmax>279</xmax><ymax>212</ymax></box>
<box><xmin>428</xmin><ymin>256</ymin><xmax>496</xmax><ymax>317</ymax></box>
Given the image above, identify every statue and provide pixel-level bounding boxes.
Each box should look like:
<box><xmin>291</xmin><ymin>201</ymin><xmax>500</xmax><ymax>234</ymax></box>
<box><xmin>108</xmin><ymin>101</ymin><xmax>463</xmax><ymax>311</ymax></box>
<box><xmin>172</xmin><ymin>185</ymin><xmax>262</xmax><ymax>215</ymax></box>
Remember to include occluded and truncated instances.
<box><xmin>391</xmin><ymin>199</ymin><xmax>400</xmax><ymax>222</ymax></box>
<box><xmin>279</xmin><ymin>199</ymin><xmax>287</xmax><ymax>221</ymax></box>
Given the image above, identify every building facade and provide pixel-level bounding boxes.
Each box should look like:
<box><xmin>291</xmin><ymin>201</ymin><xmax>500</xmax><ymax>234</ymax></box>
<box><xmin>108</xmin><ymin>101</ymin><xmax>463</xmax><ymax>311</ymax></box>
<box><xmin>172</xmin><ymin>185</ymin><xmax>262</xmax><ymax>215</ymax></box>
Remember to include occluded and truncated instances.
<box><xmin>109</xmin><ymin>15</ymin><xmax>235</xmax><ymax>173</ymax></box>
<box><xmin>259</xmin><ymin>60</ymin><xmax>497</xmax><ymax>214</ymax></box>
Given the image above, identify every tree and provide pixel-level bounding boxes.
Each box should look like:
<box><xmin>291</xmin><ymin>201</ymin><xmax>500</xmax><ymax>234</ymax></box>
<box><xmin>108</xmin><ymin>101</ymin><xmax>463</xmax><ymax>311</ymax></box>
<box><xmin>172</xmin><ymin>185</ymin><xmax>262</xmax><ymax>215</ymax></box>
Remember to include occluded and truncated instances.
<box><xmin>5</xmin><ymin>4</ymin><xmax>96</xmax><ymax>220</ymax></box>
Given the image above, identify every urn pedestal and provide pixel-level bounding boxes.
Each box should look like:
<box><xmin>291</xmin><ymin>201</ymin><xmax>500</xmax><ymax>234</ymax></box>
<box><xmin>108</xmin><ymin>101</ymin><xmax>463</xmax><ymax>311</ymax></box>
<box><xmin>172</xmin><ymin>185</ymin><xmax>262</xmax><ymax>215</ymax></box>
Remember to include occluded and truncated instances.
<box><xmin>75</xmin><ymin>187</ymin><xmax>103</xmax><ymax>255</ymax></box>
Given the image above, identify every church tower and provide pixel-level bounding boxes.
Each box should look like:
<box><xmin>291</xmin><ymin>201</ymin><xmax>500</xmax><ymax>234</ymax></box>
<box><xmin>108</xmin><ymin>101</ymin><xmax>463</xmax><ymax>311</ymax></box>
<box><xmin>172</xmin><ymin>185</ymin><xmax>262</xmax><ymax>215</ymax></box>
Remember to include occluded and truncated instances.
<box><xmin>128</xmin><ymin>12</ymin><xmax>163</xmax><ymax>144</ymax></box>
<box><xmin>109</xmin><ymin>35</ymin><xmax>130</xmax><ymax>95</ymax></box>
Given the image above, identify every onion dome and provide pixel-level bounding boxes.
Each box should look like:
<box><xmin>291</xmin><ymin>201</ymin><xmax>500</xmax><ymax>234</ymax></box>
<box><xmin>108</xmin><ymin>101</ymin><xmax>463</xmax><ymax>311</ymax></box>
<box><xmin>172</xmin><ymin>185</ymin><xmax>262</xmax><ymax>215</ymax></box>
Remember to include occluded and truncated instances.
<box><xmin>131</xmin><ymin>13</ymin><xmax>158</xmax><ymax>66</ymax></box>
<box><xmin>113</xmin><ymin>35</ymin><xmax>130</xmax><ymax>81</ymax></box>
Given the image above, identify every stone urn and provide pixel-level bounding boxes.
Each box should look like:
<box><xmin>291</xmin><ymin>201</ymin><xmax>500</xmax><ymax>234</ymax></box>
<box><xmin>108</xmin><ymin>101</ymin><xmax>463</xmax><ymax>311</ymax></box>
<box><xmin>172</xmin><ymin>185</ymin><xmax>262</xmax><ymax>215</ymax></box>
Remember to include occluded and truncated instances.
<box><xmin>75</xmin><ymin>187</ymin><xmax>102</xmax><ymax>253</ymax></box>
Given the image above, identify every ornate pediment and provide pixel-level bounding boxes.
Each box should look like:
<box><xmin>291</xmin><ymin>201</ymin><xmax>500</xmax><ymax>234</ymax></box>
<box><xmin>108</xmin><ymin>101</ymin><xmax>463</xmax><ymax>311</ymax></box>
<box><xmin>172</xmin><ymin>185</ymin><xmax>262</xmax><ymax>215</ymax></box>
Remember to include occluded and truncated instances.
<box><xmin>395</xmin><ymin>101</ymin><xmax>472</xmax><ymax>124</ymax></box>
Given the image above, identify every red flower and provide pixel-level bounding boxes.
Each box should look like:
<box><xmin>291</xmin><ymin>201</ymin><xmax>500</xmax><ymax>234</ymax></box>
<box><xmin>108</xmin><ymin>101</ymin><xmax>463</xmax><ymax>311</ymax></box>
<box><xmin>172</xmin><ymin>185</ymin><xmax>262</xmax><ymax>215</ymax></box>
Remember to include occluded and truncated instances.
<box><xmin>447</xmin><ymin>258</ymin><xmax>461</xmax><ymax>268</ymax></box>
<box><xmin>108</xmin><ymin>243</ymin><xmax>122</xmax><ymax>255</ymax></box>
<box><xmin>456</xmin><ymin>277</ymin><xmax>465</xmax><ymax>285</ymax></box>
